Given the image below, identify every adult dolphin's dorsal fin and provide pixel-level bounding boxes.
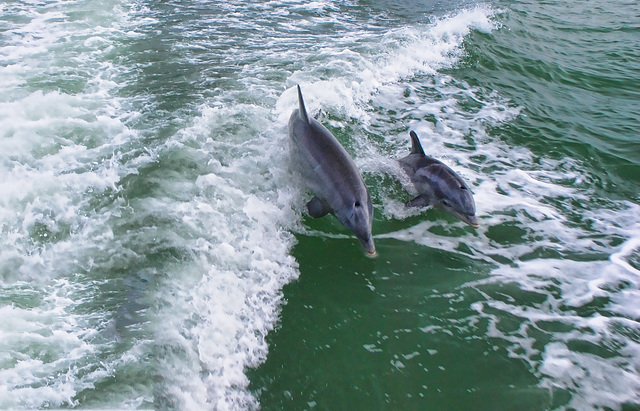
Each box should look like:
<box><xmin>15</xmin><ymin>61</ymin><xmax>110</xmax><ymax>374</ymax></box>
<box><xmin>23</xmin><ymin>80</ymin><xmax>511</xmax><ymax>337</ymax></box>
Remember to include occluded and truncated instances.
<box><xmin>409</xmin><ymin>130</ymin><xmax>425</xmax><ymax>155</ymax></box>
<box><xmin>297</xmin><ymin>85</ymin><xmax>310</xmax><ymax>124</ymax></box>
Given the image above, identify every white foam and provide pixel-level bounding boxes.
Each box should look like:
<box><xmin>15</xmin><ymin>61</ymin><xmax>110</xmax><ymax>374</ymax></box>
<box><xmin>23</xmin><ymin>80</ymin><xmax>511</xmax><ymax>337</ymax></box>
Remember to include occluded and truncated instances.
<box><xmin>281</xmin><ymin>5</ymin><xmax>500</xmax><ymax>122</ymax></box>
<box><xmin>462</xmin><ymin>202</ymin><xmax>640</xmax><ymax>409</ymax></box>
<box><xmin>610</xmin><ymin>229</ymin><xmax>640</xmax><ymax>277</ymax></box>
<box><xmin>0</xmin><ymin>0</ymin><xmax>152</xmax><ymax>408</ymax></box>
<box><xmin>149</xmin><ymin>102</ymin><xmax>300</xmax><ymax>410</ymax></box>
<box><xmin>0</xmin><ymin>279</ymin><xmax>112</xmax><ymax>409</ymax></box>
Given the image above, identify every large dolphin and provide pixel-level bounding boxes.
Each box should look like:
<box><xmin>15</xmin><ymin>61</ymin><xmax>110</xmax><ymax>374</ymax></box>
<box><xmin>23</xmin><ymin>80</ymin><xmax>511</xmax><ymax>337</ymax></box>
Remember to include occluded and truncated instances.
<box><xmin>289</xmin><ymin>85</ymin><xmax>376</xmax><ymax>256</ymax></box>
<box><xmin>399</xmin><ymin>130</ymin><xmax>478</xmax><ymax>228</ymax></box>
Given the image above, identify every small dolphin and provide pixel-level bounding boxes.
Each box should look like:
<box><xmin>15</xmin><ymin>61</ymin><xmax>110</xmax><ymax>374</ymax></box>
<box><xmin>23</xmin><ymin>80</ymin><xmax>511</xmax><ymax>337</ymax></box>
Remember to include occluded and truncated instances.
<box><xmin>289</xmin><ymin>85</ymin><xmax>376</xmax><ymax>256</ymax></box>
<box><xmin>399</xmin><ymin>131</ymin><xmax>478</xmax><ymax>228</ymax></box>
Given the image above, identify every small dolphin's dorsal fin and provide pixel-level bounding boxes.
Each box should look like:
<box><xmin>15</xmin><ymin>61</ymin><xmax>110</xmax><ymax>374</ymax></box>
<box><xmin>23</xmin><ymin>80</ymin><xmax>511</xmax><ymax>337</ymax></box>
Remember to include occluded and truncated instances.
<box><xmin>409</xmin><ymin>131</ymin><xmax>425</xmax><ymax>155</ymax></box>
<box><xmin>297</xmin><ymin>85</ymin><xmax>310</xmax><ymax>124</ymax></box>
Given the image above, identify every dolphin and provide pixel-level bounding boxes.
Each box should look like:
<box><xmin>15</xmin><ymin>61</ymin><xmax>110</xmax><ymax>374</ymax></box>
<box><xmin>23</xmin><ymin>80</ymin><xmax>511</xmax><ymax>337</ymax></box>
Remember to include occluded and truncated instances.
<box><xmin>289</xmin><ymin>85</ymin><xmax>376</xmax><ymax>256</ymax></box>
<box><xmin>398</xmin><ymin>130</ymin><xmax>478</xmax><ymax>228</ymax></box>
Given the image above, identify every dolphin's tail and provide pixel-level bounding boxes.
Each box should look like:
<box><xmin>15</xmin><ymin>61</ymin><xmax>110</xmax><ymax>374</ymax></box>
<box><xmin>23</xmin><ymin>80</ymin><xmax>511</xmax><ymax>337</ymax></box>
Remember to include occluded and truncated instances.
<box><xmin>409</xmin><ymin>131</ymin><xmax>425</xmax><ymax>155</ymax></box>
<box><xmin>297</xmin><ymin>85</ymin><xmax>310</xmax><ymax>124</ymax></box>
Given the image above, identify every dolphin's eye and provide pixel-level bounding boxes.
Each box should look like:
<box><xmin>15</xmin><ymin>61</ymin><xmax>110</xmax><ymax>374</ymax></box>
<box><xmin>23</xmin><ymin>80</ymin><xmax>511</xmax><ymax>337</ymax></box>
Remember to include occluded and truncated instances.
<box><xmin>442</xmin><ymin>199</ymin><xmax>451</xmax><ymax>207</ymax></box>
<box><xmin>354</xmin><ymin>201</ymin><xmax>361</xmax><ymax>207</ymax></box>
<box><xmin>460</xmin><ymin>185</ymin><xmax>466</xmax><ymax>190</ymax></box>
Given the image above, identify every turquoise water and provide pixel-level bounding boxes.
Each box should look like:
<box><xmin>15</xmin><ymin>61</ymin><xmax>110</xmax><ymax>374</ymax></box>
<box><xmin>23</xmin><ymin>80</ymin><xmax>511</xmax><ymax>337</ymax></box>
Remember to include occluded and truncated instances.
<box><xmin>1</xmin><ymin>0</ymin><xmax>639</xmax><ymax>409</ymax></box>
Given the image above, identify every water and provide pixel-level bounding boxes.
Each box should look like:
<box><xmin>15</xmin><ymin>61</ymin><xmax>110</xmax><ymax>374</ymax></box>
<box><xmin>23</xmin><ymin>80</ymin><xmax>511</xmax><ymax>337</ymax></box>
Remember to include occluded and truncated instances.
<box><xmin>1</xmin><ymin>0</ymin><xmax>639</xmax><ymax>409</ymax></box>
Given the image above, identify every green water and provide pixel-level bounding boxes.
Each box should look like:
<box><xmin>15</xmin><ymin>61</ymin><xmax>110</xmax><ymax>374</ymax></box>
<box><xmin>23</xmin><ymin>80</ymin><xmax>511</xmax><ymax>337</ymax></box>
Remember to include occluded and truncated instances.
<box><xmin>460</xmin><ymin>0</ymin><xmax>640</xmax><ymax>194</ymax></box>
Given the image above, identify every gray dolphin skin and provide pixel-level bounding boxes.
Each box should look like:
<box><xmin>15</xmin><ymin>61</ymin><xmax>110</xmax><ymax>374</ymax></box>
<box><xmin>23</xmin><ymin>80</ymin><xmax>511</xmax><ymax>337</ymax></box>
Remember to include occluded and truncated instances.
<box><xmin>399</xmin><ymin>131</ymin><xmax>479</xmax><ymax>228</ymax></box>
<box><xmin>289</xmin><ymin>85</ymin><xmax>376</xmax><ymax>256</ymax></box>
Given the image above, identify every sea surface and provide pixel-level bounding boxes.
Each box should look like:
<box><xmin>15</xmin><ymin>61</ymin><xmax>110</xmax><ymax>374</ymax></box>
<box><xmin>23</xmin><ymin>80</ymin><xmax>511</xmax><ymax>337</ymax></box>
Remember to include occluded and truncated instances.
<box><xmin>1</xmin><ymin>0</ymin><xmax>639</xmax><ymax>409</ymax></box>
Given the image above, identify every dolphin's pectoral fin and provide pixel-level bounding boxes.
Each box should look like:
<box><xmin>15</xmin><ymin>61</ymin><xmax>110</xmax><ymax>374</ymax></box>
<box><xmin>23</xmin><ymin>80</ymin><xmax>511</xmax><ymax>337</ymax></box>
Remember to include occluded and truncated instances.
<box><xmin>307</xmin><ymin>196</ymin><xmax>331</xmax><ymax>218</ymax></box>
<box><xmin>405</xmin><ymin>196</ymin><xmax>431</xmax><ymax>208</ymax></box>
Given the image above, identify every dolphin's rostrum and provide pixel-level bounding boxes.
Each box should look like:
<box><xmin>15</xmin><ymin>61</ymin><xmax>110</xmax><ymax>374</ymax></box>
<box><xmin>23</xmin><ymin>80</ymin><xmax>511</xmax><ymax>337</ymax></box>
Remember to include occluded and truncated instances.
<box><xmin>399</xmin><ymin>130</ymin><xmax>478</xmax><ymax>228</ymax></box>
<box><xmin>289</xmin><ymin>85</ymin><xmax>376</xmax><ymax>256</ymax></box>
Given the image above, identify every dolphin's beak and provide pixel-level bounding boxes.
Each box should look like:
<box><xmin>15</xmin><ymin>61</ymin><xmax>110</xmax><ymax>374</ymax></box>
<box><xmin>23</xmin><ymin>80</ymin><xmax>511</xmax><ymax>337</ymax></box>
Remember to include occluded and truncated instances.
<box><xmin>359</xmin><ymin>237</ymin><xmax>377</xmax><ymax>258</ymax></box>
<box><xmin>366</xmin><ymin>249</ymin><xmax>378</xmax><ymax>258</ymax></box>
<box><xmin>441</xmin><ymin>206</ymin><xmax>478</xmax><ymax>229</ymax></box>
<box><xmin>465</xmin><ymin>215</ymin><xmax>479</xmax><ymax>229</ymax></box>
